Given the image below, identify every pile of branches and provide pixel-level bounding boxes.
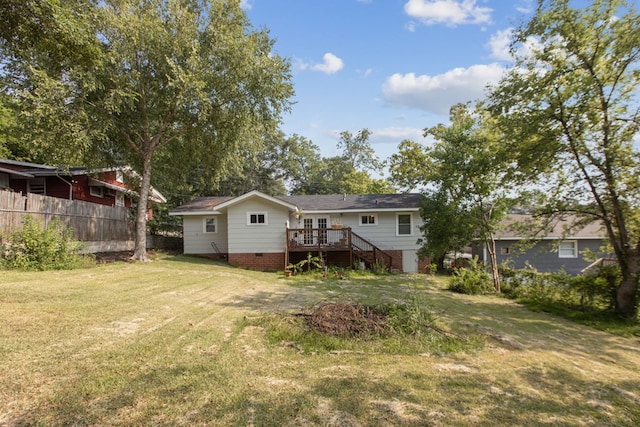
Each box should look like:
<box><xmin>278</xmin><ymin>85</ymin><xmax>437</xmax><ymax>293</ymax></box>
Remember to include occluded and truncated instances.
<box><xmin>304</xmin><ymin>302</ymin><xmax>390</xmax><ymax>337</ymax></box>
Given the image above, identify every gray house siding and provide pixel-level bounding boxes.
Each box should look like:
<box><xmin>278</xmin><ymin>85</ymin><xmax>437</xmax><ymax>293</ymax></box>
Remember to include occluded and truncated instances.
<box><xmin>486</xmin><ymin>239</ymin><xmax>606</xmax><ymax>275</ymax></box>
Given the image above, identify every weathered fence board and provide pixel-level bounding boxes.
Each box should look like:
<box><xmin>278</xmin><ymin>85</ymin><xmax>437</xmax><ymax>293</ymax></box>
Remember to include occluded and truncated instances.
<box><xmin>0</xmin><ymin>191</ymin><xmax>135</xmax><ymax>248</ymax></box>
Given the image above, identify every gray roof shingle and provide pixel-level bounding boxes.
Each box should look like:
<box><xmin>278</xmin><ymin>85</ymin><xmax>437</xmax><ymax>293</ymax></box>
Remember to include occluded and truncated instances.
<box><xmin>171</xmin><ymin>193</ymin><xmax>422</xmax><ymax>213</ymax></box>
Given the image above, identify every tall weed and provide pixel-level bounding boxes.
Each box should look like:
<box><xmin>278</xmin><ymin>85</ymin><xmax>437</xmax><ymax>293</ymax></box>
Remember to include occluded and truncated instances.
<box><xmin>1</xmin><ymin>216</ymin><xmax>86</xmax><ymax>271</ymax></box>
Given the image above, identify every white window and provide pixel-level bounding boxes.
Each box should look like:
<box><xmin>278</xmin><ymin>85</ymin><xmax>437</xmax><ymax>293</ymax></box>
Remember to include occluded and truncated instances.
<box><xmin>500</xmin><ymin>247</ymin><xmax>510</xmax><ymax>255</ymax></box>
<box><xmin>247</xmin><ymin>212</ymin><xmax>267</xmax><ymax>225</ymax></box>
<box><xmin>360</xmin><ymin>214</ymin><xmax>377</xmax><ymax>226</ymax></box>
<box><xmin>90</xmin><ymin>186</ymin><xmax>104</xmax><ymax>197</ymax></box>
<box><xmin>28</xmin><ymin>178</ymin><xmax>46</xmax><ymax>195</ymax></box>
<box><xmin>558</xmin><ymin>240</ymin><xmax>577</xmax><ymax>258</ymax></box>
<box><xmin>115</xmin><ymin>193</ymin><xmax>125</xmax><ymax>207</ymax></box>
<box><xmin>203</xmin><ymin>217</ymin><xmax>217</xmax><ymax>233</ymax></box>
<box><xmin>116</xmin><ymin>170</ymin><xmax>124</xmax><ymax>183</ymax></box>
<box><xmin>397</xmin><ymin>213</ymin><xmax>412</xmax><ymax>235</ymax></box>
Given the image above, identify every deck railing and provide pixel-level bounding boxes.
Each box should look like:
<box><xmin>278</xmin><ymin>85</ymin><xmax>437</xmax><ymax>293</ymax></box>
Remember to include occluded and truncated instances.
<box><xmin>286</xmin><ymin>227</ymin><xmax>393</xmax><ymax>270</ymax></box>
<box><xmin>286</xmin><ymin>227</ymin><xmax>350</xmax><ymax>250</ymax></box>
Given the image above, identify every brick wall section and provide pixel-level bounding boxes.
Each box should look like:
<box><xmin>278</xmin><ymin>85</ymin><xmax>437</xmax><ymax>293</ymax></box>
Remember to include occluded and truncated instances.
<box><xmin>418</xmin><ymin>256</ymin><xmax>431</xmax><ymax>274</ymax></box>
<box><xmin>228</xmin><ymin>252</ymin><xmax>285</xmax><ymax>271</ymax></box>
<box><xmin>385</xmin><ymin>250</ymin><xmax>403</xmax><ymax>272</ymax></box>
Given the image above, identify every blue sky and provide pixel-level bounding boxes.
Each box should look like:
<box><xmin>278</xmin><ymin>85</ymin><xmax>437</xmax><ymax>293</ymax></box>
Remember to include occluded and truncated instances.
<box><xmin>242</xmin><ymin>0</ymin><xmax>536</xmax><ymax>163</ymax></box>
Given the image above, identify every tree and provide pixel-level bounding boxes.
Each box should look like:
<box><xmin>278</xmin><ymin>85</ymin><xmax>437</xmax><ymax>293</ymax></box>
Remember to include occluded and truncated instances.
<box><xmin>3</xmin><ymin>0</ymin><xmax>294</xmax><ymax>261</ymax></box>
<box><xmin>488</xmin><ymin>0</ymin><xmax>640</xmax><ymax>318</ymax></box>
<box><xmin>388</xmin><ymin>139</ymin><xmax>431</xmax><ymax>193</ymax></box>
<box><xmin>418</xmin><ymin>189</ymin><xmax>474</xmax><ymax>270</ymax></box>
<box><xmin>337</xmin><ymin>128</ymin><xmax>384</xmax><ymax>173</ymax></box>
<box><xmin>0</xmin><ymin>0</ymin><xmax>103</xmax><ymax>166</ymax></box>
<box><xmin>422</xmin><ymin>104</ymin><xmax>513</xmax><ymax>291</ymax></box>
<box><xmin>339</xmin><ymin>170</ymin><xmax>396</xmax><ymax>195</ymax></box>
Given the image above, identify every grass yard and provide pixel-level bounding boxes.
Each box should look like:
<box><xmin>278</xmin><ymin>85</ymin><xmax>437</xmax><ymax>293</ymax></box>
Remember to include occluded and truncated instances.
<box><xmin>1</xmin><ymin>253</ymin><xmax>639</xmax><ymax>426</ymax></box>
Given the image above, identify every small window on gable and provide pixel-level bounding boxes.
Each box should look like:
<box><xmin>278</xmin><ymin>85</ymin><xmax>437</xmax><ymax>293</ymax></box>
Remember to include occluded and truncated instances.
<box><xmin>397</xmin><ymin>214</ymin><xmax>412</xmax><ymax>235</ymax></box>
<box><xmin>360</xmin><ymin>214</ymin><xmax>377</xmax><ymax>226</ymax></box>
<box><xmin>247</xmin><ymin>212</ymin><xmax>267</xmax><ymax>225</ymax></box>
<box><xmin>558</xmin><ymin>240</ymin><xmax>577</xmax><ymax>258</ymax></box>
<box><xmin>90</xmin><ymin>186</ymin><xmax>104</xmax><ymax>197</ymax></box>
<box><xmin>115</xmin><ymin>192</ymin><xmax>125</xmax><ymax>207</ymax></box>
<box><xmin>203</xmin><ymin>217</ymin><xmax>216</xmax><ymax>233</ymax></box>
<box><xmin>28</xmin><ymin>178</ymin><xmax>46</xmax><ymax>195</ymax></box>
<box><xmin>116</xmin><ymin>170</ymin><xmax>124</xmax><ymax>183</ymax></box>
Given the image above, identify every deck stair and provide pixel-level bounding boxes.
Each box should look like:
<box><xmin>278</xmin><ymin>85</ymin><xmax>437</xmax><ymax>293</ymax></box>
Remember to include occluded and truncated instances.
<box><xmin>286</xmin><ymin>227</ymin><xmax>393</xmax><ymax>271</ymax></box>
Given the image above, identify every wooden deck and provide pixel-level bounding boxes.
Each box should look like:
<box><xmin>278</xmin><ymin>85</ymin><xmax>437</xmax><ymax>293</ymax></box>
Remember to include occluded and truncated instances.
<box><xmin>287</xmin><ymin>227</ymin><xmax>351</xmax><ymax>252</ymax></box>
<box><xmin>286</xmin><ymin>227</ymin><xmax>393</xmax><ymax>270</ymax></box>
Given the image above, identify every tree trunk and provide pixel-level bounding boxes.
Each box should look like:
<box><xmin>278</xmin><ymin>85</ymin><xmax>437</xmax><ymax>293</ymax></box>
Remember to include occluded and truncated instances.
<box><xmin>131</xmin><ymin>155</ymin><xmax>153</xmax><ymax>261</ymax></box>
<box><xmin>616</xmin><ymin>251</ymin><xmax>639</xmax><ymax>319</ymax></box>
<box><xmin>487</xmin><ymin>237</ymin><xmax>501</xmax><ymax>293</ymax></box>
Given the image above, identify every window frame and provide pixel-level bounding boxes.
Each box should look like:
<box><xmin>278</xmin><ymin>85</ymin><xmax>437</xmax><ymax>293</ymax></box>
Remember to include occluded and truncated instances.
<box><xmin>90</xmin><ymin>186</ymin><xmax>104</xmax><ymax>198</ymax></box>
<box><xmin>247</xmin><ymin>211</ymin><xmax>268</xmax><ymax>226</ymax></box>
<box><xmin>203</xmin><ymin>217</ymin><xmax>217</xmax><ymax>234</ymax></box>
<box><xmin>558</xmin><ymin>240</ymin><xmax>578</xmax><ymax>258</ymax></box>
<box><xmin>359</xmin><ymin>213</ymin><xmax>377</xmax><ymax>226</ymax></box>
<box><xmin>28</xmin><ymin>178</ymin><xmax>46</xmax><ymax>195</ymax></box>
<box><xmin>115</xmin><ymin>192</ymin><xmax>125</xmax><ymax>207</ymax></box>
<box><xmin>396</xmin><ymin>213</ymin><xmax>412</xmax><ymax>236</ymax></box>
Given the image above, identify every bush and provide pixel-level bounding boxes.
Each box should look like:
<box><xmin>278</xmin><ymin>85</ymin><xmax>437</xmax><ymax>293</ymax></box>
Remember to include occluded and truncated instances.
<box><xmin>500</xmin><ymin>265</ymin><xmax>621</xmax><ymax>317</ymax></box>
<box><xmin>1</xmin><ymin>216</ymin><xmax>85</xmax><ymax>271</ymax></box>
<box><xmin>448</xmin><ymin>258</ymin><xmax>494</xmax><ymax>294</ymax></box>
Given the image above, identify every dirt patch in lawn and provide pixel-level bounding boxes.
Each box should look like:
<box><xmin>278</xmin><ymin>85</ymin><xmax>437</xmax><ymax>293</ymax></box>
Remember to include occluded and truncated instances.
<box><xmin>94</xmin><ymin>251</ymin><xmax>134</xmax><ymax>264</ymax></box>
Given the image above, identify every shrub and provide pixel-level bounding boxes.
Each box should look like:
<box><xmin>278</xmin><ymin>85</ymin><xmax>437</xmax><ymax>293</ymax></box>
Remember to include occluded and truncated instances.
<box><xmin>1</xmin><ymin>216</ymin><xmax>85</xmax><ymax>271</ymax></box>
<box><xmin>448</xmin><ymin>258</ymin><xmax>494</xmax><ymax>294</ymax></box>
<box><xmin>500</xmin><ymin>265</ymin><xmax>622</xmax><ymax>318</ymax></box>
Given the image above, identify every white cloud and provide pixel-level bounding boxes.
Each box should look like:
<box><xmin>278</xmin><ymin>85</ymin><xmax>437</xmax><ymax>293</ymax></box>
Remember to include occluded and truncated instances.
<box><xmin>370</xmin><ymin>127</ymin><xmax>427</xmax><ymax>144</ymax></box>
<box><xmin>404</xmin><ymin>0</ymin><xmax>492</xmax><ymax>26</ymax></box>
<box><xmin>381</xmin><ymin>63</ymin><xmax>505</xmax><ymax>114</ymax></box>
<box><xmin>239</xmin><ymin>0</ymin><xmax>254</xmax><ymax>11</ymax></box>
<box><xmin>487</xmin><ymin>28</ymin><xmax>513</xmax><ymax>61</ymax></box>
<box><xmin>486</xmin><ymin>27</ymin><xmax>545</xmax><ymax>62</ymax></box>
<box><xmin>310</xmin><ymin>53</ymin><xmax>344</xmax><ymax>74</ymax></box>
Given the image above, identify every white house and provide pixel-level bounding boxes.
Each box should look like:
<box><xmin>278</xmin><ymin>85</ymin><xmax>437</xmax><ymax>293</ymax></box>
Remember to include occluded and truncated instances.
<box><xmin>170</xmin><ymin>190</ymin><xmax>428</xmax><ymax>273</ymax></box>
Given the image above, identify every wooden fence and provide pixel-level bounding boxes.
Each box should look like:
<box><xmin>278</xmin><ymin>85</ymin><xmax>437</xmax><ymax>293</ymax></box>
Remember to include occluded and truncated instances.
<box><xmin>0</xmin><ymin>191</ymin><xmax>135</xmax><ymax>251</ymax></box>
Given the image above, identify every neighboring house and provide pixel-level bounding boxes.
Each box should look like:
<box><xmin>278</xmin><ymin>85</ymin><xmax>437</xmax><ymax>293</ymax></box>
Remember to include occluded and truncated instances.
<box><xmin>170</xmin><ymin>190</ymin><xmax>429</xmax><ymax>273</ymax></box>
<box><xmin>0</xmin><ymin>158</ymin><xmax>166</xmax><ymax>217</ymax></box>
<box><xmin>472</xmin><ymin>214</ymin><xmax>609</xmax><ymax>275</ymax></box>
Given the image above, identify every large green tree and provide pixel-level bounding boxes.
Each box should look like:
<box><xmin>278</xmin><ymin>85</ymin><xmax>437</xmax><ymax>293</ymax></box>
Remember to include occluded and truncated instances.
<box><xmin>423</xmin><ymin>104</ymin><xmax>512</xmax><ymax>291</ymax></box>
<box><xmin>96</xmin><ymin>0</ymin><xmax>292</xmax><ymax>260</ymax></box>
<box><xmin>488</xmin><ymin>0</ymin><xmax>640</xmax><ymax>317</ymax></box>
<box><xmin>2</xmin><ymin>0</ymin><xmax>294</xmax><ymax>261</ymax></box>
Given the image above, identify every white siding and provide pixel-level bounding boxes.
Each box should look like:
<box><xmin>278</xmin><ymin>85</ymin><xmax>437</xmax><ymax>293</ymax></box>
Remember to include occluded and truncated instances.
<box><xmin>228</xmin><ymin>198</ymin><xmax>289</xmax><ymax>253</ymax></box>
<box><xmin>182</xmin><ymin>214</ymin><xmax>228</xmax><ymax>254</ymax></box>
<box><xmin>288</xmin><ymin>211</ymin><xmax>422</xmax><ymax>251</ymax></box>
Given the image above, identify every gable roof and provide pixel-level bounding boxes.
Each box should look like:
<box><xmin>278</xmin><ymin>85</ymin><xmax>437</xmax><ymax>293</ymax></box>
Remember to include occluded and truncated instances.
<box><xmin>170</xmin><ymin>191</ymin><xmax>422</xmax><ymax>216</ymax></box>
<box><xmin>277</xmin><ymin>193</ymin><xmax>422</xmax><ymax>212</ymax></box>
<box><xmin>494</xmin><ymin>214</ymin><xmax>606</xmax><ymax>240</ymax></box>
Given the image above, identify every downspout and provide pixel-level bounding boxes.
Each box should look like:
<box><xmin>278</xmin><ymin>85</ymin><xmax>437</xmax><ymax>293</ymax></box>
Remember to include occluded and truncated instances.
<box><xmin>56</xmin><ymin>173</ymin><xmax>74</xmax><ymax>200</ymax></box>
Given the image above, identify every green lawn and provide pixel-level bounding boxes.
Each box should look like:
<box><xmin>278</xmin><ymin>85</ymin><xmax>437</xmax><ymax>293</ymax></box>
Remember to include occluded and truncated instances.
<box><xmin>1</xmin><ymin>254</ymin><xmax>639</xmax><ymax>426</ymax></box>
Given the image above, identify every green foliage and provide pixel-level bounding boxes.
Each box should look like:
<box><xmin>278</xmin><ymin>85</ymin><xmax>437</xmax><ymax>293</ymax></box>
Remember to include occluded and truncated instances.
<box><xmin>383</xmin><ymin>296</ymin><xmax>436</xmax><ymax>336</ymax></box>
<box><xmin>256</xmin><ymin>297</ymin><xmax>482</xmax><ymax>356</ymax></box>
<box><xmin>501</xmin><ymin>265</ymin><xmax>623</xmax><ymax>319</ymax></box>
<box><xmin>487</xmin><ymin>0</ymin><xmax>640</xmax><ymax>318</ymax></box>
<box><xmin>448</xmin><ymin>258</ymin><xmax>494</xmax><ymax>295</ymax></box>
<box><xmin>288</xmin><ymin>252</ymin><xmax>323</xmax><ymax>274</ymax></box>
<box><xmin>1</xmin><ymin>216</ymin><xmax>85</xmax><ymax>271</ymax></box>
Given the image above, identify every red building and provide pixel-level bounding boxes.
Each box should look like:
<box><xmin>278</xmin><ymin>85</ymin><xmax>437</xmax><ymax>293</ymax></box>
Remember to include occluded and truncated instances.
<box><xmin>0</xmin><ymin>159</ymin><xmax>166</xmax><ymax>217</ymax></box>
